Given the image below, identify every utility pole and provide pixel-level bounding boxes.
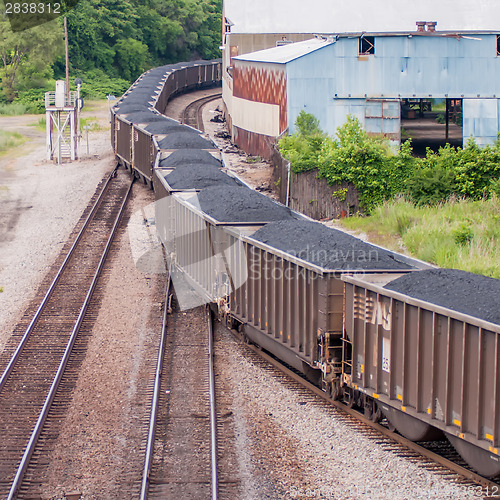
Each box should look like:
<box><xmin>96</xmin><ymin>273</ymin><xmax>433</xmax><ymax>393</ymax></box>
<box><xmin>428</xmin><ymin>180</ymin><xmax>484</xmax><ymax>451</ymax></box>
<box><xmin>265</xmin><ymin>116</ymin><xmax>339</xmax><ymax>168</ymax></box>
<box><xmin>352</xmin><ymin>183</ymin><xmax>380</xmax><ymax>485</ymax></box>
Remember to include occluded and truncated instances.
<box><xmin>64</xmin><ymin>16</ymin><xmax>69</xmax><ymax>100</ymax></box>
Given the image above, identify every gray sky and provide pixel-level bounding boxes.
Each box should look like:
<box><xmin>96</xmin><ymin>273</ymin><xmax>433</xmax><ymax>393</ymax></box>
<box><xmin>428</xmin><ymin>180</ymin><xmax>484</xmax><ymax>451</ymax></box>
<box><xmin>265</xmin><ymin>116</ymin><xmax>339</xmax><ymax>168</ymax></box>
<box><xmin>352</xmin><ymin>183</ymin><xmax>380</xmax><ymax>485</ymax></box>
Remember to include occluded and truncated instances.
<box><xmin>224</xmin><ymin>0</ymin><xmax>500</xmax><ymax>33</ymax></box>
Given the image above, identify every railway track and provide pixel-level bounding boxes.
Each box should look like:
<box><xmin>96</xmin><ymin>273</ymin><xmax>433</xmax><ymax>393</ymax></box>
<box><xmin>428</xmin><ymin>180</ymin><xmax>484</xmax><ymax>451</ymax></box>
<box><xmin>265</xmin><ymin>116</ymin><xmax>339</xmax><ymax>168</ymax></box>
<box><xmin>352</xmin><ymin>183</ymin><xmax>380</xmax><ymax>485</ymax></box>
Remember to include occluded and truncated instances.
<box><xmin>0</xmin><ymin>166</ymin><xmax>133</xmax><ymax>499</ymax></box>
<box><xmin>181</xmin><ymin>91</ymin><xmax>222</xmax><ymax>132</ymax></box>
<box><xmin>142</xmin><ymin>300</ymin><xmax>221</xmax><ymax>499</ymax></box>
<box><xmin>231</xmin><ymin>329</ymin><xmax>500</xmax><ymax>499</ymax></box>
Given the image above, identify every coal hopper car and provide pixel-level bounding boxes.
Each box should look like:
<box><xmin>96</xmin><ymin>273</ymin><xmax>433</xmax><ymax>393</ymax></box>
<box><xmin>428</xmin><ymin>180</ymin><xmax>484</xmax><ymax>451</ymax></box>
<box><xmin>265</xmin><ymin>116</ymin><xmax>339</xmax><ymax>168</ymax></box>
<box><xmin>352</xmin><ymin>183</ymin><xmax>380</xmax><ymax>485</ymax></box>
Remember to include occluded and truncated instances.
<box><xmin>342</xmin><ymin>269</ymin><xmax>500</xmax><ymax>477</ymax></box>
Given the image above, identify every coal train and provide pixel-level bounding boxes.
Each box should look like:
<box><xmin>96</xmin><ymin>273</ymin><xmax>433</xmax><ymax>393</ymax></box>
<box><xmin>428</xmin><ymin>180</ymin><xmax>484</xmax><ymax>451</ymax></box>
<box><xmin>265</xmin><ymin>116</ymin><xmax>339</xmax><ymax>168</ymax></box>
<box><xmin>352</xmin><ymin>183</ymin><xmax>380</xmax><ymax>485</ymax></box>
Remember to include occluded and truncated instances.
<box><xmin>111</xmin><ymin>59</ymin><xmax>500</xmax><ymax>478</ymax></box>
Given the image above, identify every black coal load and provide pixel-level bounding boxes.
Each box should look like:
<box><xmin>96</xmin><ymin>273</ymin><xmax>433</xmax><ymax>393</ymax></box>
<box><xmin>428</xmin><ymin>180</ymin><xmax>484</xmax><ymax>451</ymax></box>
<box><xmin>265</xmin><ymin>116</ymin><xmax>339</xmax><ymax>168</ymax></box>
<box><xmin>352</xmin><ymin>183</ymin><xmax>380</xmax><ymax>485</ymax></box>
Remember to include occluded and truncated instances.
<box><xmin>123</xmin><ymin>112</ymin><xmax>169</xmax><ymax>124</ymax></box>
<box><xmin>137</xmin><ymin>72</ymin><xmax>165</xmax><ymax>80</ymax></box>
<box><xmin>190</xmin><ymin>186</ymin><xmax>297</xmax><ymax>223</ymax></box>
<box><xmin>145</xmin><ymin>66</ymin><xmax>170</xmax><ymax>75</ymax></box>
<box><xmin>251</xmin><ymin>220</ymin><xmax>414</xmax><ymax>271</ymax></box>
<box><xmin>159</xmin><ymin>149</ymin><xmax>222</xmax><ymax>169</ymax></box>
<box><xmin>130</xmin><ymin>82</ymin><xmax>161</xmax><ymax>91</ymax></box>
<box><xmin>165</xmin><ymin>165</ymin><xmax>241</xmax><ymax>190</ymax></box>
<box><xmin>384</xmin><ymin>269</ymin><xmax>500</xmax><ymax>325</ymax></box>
<box><xmin>145</xmin><ymin>120</ymin><xmax>192</xmax><ymax>135</ymax></box>
<box><xmin>157</xmin><ymin>132</ymin><xmax>215</xmax><ymax>150</ymax></box>
<box><xmin>114</xmin><ymin>104</ymin><xmax>151</xmax><ymax>114</ymax></box>
<box><xmin>120</xmin><ymin>95</ymin><xmax>154</xmax><ymax>105</ymax></box>
<box><xmin>126</xmin><ymin>88</ymin><xmax>159</xmax><ymax>97</ymax></box>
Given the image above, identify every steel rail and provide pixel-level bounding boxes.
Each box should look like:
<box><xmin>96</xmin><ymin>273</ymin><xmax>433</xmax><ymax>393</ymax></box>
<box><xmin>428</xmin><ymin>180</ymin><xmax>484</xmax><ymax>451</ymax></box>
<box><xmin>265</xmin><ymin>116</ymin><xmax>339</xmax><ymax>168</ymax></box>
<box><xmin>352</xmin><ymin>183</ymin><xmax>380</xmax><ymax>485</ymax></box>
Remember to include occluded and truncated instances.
<box><xmin>181</xmin><ymin>91</ymin><xmax>222</xmax><ymax>132</ymax></box>
<box><xmin>208</xmin><ymin>308</ymin><xmax>219</xmax><ymax>500</ymax></box>
<box><xmin>7</xmin><ymin>177</ymin><xmax>134</xmax><ymax>500</ymax></box>
<box><xmin>0</xmin><ymin>165</ymin><xmax>119</xmax><ymax>393</ymax></box>
<box><xmin>139</xmin><ymin>274</ymin><xmax>171</xmax><ymax>500</ymax></box>
<box><xmin>231</xmin><ymin>329</ymin><xmax>500</xmax><ymax>497</ymax></box>
<box><xmin>196</xmin><ymin>93</ymin><xmax>222</xmax><ymax>132</ymax></box>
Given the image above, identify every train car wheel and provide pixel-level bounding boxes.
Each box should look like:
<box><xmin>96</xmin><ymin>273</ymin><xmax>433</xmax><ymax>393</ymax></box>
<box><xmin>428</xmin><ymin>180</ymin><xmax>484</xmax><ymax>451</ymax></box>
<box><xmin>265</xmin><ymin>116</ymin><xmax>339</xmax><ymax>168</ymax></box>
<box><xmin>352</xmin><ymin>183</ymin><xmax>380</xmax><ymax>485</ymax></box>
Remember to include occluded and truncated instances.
<box><xmin>371</xmin><ymin>401</ymin><xmax>382</xmax><ymax>423</ymax></box>
<box><xmin>446</xmin><ymin>433</ymin><xmax>500</xmax><ymax>478</ymax></box>
<box><xmin>362</xmin><ymin>395</ymin><xmax>373</xmax><ymax>420</ymax></box>
<box><xmin>382</xmin><ymin>406</ymin><xmax>444</xmax><ymax>441</ymax></box>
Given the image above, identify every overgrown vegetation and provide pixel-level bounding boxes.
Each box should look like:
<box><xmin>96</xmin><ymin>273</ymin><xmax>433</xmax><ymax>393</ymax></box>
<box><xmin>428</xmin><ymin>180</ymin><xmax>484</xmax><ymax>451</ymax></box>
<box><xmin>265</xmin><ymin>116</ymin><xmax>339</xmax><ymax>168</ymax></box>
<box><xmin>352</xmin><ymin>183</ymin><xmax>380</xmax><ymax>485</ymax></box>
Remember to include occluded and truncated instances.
<box><xmin>0</xmin><ymin>130</ymin><xmax>25</xmax><ymax>153</ymax></box>
<box><xmin>279</xmin><ymin>111</ymin><xmax>500</xmax><ymax>276</ymax></box>
<box><xmin>0</xmin><ymin>0</ymin><xmax>222</xmax><ymax>111</ymax></box>
<box><xmin>341</xmin><ymin>197</ymin><xmax>500</xmax><ymax>278</ymax></box>
<box><xmin>279</xmin><ymin>112</ymin><xmax>500</xmax><ymax>211</ymax></box>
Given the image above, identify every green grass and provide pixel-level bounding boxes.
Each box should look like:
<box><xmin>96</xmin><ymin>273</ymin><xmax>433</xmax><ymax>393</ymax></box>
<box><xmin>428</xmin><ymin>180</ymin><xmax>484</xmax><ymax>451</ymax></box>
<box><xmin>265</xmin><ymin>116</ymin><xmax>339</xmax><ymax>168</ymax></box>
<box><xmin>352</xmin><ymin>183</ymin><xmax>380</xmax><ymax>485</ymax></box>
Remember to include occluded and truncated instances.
<box><xmin>32</xmin><ymin>115</ymin><xmax>103</xmax><ymax>132</ymax></box>
<box><xmin>0</xmin><ymin>130</ymin><xmax>25</xmax><ymax>153</ymax></box>
<box><xmin>31</xmin><ymin>116</ymin><xmax>46</xmax><ymax>130</ymax></box>
<box><xmin>340</xmin><ymin>197</ymin><xmax>500</xmax><ymax>278</ymax></box>
<box><xmin>80</xmin><ymin>116</ymin><xmax>103</xmax><ymax>132</ymax></box>
<box><xmin>0</xmin><ymin>102</ymin><xmax>39</xmax><ymax>115</ymax></box>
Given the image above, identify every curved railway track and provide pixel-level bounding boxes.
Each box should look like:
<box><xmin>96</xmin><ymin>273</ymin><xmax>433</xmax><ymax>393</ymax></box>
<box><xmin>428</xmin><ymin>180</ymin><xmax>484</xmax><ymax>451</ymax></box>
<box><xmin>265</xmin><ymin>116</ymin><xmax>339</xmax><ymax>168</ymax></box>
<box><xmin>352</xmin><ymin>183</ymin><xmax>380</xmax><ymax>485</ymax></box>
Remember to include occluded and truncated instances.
<box><xmin>181</xmin><ymin>91</ymin><xmax>222</xmax><ymax>132</ymax></box>
<box><xmin>0</xmin><ymin>167</ymin><xmax>133</xmax><ymax>499</ymax></box>
<box><xmin>231</xmin><ymin>329</ymin><xmax>500</xmax><ymax>499</ymax></box>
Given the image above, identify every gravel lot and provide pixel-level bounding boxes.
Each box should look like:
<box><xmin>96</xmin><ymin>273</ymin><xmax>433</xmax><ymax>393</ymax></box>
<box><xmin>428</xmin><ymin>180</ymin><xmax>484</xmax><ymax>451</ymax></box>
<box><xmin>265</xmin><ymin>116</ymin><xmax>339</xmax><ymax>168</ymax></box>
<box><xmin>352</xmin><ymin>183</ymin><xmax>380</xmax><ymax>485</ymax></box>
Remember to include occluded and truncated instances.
<box><xmin>0</xmin><ymin>104</ymin><xmax>114</xmax><ymax>350</ymax></box>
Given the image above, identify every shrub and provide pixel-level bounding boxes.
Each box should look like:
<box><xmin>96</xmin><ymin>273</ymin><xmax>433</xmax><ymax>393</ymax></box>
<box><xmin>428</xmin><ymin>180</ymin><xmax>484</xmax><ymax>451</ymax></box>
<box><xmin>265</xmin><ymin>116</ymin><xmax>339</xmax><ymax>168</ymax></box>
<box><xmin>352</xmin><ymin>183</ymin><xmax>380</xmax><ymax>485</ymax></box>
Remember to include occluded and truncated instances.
<box><xmin>406</xmin><ymin>164</ymin><xmax>456</xmax><ymax>205</ymax></box>
<box><xmin>316</xmin><ymin>116</ymin><xmax>415</xmax><ymax>211</ymax></box>
<box><xmin>71</xmin><ymin>70</ymin><xmax>131</xmax><ymax>99</ymax></box>
<box><xmin>279</xmin><ymin>113</ymin><xmax>500</xmax><ymax>211</ymax></box>
<box><xmin>0</xmin><ymin>102</ymin><xmax>32</xmax><ymax>115</ymax></box>
<box><xmin>16</xmin><ymin>88</ymin><xmax>48</xmax><ymax>113</ymax></box>
<box><xmin>295</xmin><ymin>110</ymin><xmax>322</xmax><ymax>136</ymax></box>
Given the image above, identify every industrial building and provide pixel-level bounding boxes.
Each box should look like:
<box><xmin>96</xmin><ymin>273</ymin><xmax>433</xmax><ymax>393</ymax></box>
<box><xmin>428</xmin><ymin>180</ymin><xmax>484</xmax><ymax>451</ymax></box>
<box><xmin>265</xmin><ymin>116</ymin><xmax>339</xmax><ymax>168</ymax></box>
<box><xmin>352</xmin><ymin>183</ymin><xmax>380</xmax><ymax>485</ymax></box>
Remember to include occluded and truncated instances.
<box><xmin>222</xmin><ymin>0</ymin><xmax>500</xmax><ymax>157</ymax></box>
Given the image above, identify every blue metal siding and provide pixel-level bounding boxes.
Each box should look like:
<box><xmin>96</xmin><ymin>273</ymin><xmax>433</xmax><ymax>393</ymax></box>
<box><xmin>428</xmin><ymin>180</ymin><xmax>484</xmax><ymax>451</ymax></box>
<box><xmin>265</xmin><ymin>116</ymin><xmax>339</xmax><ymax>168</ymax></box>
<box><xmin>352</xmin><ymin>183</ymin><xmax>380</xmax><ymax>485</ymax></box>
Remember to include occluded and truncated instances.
<box><xmin>287</xmin><ymin>44</ymin><xmax>337</xmax><ymax>134</ymax></box>
<box><xmin>286</xmin><ymin>34</ymin><xmax>500</xmax><ymax>143</ymax></box>
<box><xmin>287</xmin><ymin>35</ymin><xmax>500</xmax><ymax>98</ymax></box>
<box><xmin>463</xmin><ymin>98</ymin><xmax>500</xmax><ymax>146</ymax></box>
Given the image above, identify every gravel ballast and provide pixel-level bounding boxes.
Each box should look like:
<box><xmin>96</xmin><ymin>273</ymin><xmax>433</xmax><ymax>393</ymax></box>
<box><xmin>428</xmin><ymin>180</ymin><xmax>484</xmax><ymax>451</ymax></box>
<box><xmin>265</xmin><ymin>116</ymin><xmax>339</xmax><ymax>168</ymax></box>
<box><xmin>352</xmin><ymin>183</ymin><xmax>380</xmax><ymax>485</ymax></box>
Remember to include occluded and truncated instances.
<box><xmin>159</xmin><ymin>149</ymin><xmax>221</xmax><ymax>168</ymax></box>
<box><xmin>384</xmin><ymin>268</ymin><xmax>500</xmax><ymax>325</ymax></box>
<box><xmin>0</xmin><ymin>104</ymin><xmax>114</xmax><ymax>350</ymax></box>
<box><xmin>251</xmin><ymin>220</ymin><xmax>415</xmax><ymax>270</ymax></box>
<box><xmin>219</xmin><ymin>327</ymin><xmax>468</xmax><ymax>500</ymax></box>
<box><xmin>164</xmin><ymin>165</ymin><xmax>241</xmax><ymax>190</ymax></box>
<box><xmin>190</xmin><ymin>185</ymin><xmax>297</xmax><ymax>223</ymax></box>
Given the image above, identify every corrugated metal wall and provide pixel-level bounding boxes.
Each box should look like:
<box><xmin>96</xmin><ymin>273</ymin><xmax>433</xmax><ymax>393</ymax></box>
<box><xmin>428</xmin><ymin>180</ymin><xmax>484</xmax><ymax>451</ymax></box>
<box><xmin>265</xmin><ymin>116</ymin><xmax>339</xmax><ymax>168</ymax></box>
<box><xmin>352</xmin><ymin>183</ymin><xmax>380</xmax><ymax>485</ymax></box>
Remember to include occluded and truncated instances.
<box><xmin>463</xmin><ymin>98</ymin><xmax>500</xmax><ymax>146</ymax></box>
<box><xmin>286</xmin><ymin>34</ymin><xmax>500</xmax><ymax>145</ymax></box>
<box><xmin>228</xmin><ymin>32</ymin><xmax>500</xmax><ymax>152</ymax></box>
<box><xmin>233</xmin><ymin>60</ymin><xmax>288</xmax><ymax>133</ymax></box>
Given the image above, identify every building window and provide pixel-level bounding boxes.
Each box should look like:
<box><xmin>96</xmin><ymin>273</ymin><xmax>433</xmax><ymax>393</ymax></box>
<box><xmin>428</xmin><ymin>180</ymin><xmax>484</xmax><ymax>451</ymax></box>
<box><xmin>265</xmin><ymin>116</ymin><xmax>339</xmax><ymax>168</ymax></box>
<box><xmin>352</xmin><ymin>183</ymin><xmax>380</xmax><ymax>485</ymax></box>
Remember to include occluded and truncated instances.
<box><xmin>497</xmin><ymin>35</ymin><xmax>500</xmax><ymax>56</ymax></box>
<box><xmin>359</xmin><ymin>36</ymin><xmax>375</xmax><ymax>55</ymax></box>
<box><xmin>365</xmin><ymin>99</ymin><xmax>400</xmax><ymax>139</ymax></box>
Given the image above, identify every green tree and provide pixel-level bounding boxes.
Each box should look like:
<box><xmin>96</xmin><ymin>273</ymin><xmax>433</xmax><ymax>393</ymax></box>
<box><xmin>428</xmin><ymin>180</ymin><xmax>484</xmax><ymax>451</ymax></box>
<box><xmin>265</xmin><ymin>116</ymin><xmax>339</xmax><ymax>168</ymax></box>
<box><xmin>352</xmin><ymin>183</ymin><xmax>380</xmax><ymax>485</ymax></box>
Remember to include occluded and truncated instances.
<box><xmin>0</xmin><ymin>18</ymin><xmax>63</xmax><ymax>100</ymax></box>
<box><xmin>114</xmin><ymin>38</ymin><xmax>149</xmax><ymax>81</ymax></box>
